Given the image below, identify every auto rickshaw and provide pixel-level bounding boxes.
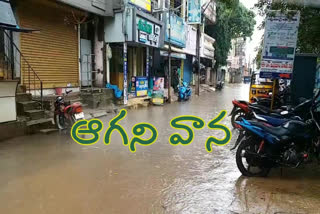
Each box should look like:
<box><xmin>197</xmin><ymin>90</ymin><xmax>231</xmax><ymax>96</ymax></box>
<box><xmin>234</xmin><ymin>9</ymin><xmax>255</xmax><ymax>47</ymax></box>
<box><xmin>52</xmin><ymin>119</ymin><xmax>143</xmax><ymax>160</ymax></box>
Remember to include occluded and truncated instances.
<box><xmin>249</xmin><ymin>72</ymin><xmax>274</xmax><ymax>102</ymax></box>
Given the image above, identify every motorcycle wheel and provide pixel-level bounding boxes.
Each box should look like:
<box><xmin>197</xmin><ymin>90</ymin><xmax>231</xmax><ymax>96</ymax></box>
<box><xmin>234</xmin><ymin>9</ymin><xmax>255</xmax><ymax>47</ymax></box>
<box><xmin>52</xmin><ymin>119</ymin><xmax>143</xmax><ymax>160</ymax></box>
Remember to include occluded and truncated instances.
<box><xmin>231</xmin><ymin>109</ymin><xmax>246</xmax><ymax>128</ymax></box>
<box><xmin>54</xmin><ymin>114</ymin><xmax>66</xmax><ymax>130</ymax></box>
<box><xmin>236</xmin><ymin>138</ymin><xmax>271</xmax><ymax>177</ymax></box>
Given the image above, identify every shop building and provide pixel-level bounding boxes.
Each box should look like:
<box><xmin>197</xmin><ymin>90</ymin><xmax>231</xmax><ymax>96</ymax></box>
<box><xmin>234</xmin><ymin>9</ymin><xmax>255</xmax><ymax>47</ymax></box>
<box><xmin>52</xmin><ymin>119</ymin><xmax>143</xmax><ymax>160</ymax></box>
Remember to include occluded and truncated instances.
<box><xmin>104</xmin><ymin>3</ymin><xmax>163</xmax><ymax>104</ymax></box>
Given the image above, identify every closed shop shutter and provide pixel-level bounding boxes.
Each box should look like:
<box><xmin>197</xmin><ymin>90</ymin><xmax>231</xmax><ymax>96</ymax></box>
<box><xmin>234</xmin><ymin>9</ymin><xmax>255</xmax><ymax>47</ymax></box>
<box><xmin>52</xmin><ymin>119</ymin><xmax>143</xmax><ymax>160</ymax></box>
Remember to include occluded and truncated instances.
<box><xmin>18</xmin><ymin>0</ymin><xmax>81</xmax><ymax>89</ymax></box>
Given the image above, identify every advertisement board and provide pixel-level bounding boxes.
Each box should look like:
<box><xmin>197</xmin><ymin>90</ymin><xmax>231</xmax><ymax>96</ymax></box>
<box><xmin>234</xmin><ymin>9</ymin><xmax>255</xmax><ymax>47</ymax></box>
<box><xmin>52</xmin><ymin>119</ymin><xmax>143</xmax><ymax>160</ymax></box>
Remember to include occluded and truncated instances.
<box><xmin>136</xmin><ymin>76</ymin><xmax>148</xmax><ymax>97</ymax></box>
<box><xmin>165</xmin><ymin>13</ymin><xmax>186</xmax><ymax>48</ymax></box>
<box><xmin>187</xmin><ymin>0</ymin><xmax>201</xmax><ymax>24</ymax></box>
<box><xmin>260</xmin><ymin>11</ymin><xmax>300</xmax><ymax>79</ymax></box>
<box><xmin>129</xmin><ymin>0</ymin><xmax>151</xmax><ymax>13</ymax></box>
<box><xmin>153</xmin><ymin>77</ymin><xmax>165</xmax><ymax>91</ymax></box>
<box><xmin>152</xmin><ymin>77</ymin><xmax>165</xmax><ymax>105</ymax></box>
<box><xmin>136</xmin><ymin>16</ymin><xmax>161</xmax><ymax>48</ymax></box>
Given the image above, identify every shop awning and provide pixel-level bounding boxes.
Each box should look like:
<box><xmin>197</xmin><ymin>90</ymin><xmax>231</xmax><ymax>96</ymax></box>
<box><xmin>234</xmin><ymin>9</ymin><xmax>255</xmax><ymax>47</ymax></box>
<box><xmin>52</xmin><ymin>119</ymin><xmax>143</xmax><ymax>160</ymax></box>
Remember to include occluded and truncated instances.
<box><xmin>0</xmin><ymin>25</ymin><xmax>39</xmax><ymax>33</ymax></box>
<box><xmin>0</xmin><ymin>1</ymin><xmax>38</xmax><ymax>33</ymax></box>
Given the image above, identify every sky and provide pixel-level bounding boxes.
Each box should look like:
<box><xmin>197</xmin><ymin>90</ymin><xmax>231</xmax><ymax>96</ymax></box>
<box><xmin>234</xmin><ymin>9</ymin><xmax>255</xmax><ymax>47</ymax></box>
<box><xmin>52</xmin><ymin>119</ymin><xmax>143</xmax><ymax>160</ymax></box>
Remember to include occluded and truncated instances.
<box><xmin>239</xmin><ymin>0</ymin><xmax>264</xmax><ymax>66</ymax></box>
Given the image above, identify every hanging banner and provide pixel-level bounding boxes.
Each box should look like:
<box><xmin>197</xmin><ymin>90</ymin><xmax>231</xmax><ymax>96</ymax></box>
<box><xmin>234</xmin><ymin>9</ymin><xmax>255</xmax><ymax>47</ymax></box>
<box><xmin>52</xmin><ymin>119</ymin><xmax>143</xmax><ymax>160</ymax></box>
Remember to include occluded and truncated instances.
<box><xmin>129</xmin><ymin>0</ymin><xmax>151</xmax><ymax>13</ymax></box>
<box><xmin>123</xmin><ymin>43</ymin><xmax>128</xmax><ymax>104</ymax></box>
<box><xmin>187</xmin><ymin>0</ymin><xmax>201</xmax><ymax>24</ymax></box>
<box><xmin>260</xmin><ymin>11</ymin><xmax>300</xmax><ymax>79</ymax></box>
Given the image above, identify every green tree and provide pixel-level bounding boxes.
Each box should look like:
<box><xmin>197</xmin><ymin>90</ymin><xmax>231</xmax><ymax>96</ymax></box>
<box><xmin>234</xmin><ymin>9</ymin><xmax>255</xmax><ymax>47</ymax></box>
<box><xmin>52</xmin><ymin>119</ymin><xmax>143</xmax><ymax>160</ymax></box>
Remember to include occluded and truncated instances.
<box><xmin>206</xmin><ymin>0</ymin><xmax>256</xmax><ymax>68</ymax></box>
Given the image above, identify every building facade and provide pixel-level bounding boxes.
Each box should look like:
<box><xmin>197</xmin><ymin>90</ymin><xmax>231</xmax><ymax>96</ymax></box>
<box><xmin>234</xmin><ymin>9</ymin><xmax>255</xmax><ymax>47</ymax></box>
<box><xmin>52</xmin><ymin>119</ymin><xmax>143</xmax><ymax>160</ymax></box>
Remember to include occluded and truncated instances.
<box><xmin>227</xmin><ymin>37</ymin><xmax>246</xmax><ymax>83</ymax></box>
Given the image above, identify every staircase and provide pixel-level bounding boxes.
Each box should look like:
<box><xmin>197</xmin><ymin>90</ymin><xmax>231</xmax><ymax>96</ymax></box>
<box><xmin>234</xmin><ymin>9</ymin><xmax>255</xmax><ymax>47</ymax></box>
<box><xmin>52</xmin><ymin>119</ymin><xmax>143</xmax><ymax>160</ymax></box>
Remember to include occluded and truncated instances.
<box><xmin>0</xmin><ymin>29</ymin><xmax>52</xmax><ymax>131</ymax></box>
<box><xmin>16</xmin><ymin>85</ymin><xmax>53</xmax><ymax>131</ymax></box>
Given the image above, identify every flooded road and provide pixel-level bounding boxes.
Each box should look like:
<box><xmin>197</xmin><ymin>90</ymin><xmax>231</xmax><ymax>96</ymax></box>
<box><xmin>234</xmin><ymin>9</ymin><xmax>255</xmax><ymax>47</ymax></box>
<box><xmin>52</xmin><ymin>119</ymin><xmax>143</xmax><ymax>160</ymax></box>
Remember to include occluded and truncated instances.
<box><xmin>0</xmin><ymin>84</ymin><xmax>320</xmax><ymax>214</ymax></box>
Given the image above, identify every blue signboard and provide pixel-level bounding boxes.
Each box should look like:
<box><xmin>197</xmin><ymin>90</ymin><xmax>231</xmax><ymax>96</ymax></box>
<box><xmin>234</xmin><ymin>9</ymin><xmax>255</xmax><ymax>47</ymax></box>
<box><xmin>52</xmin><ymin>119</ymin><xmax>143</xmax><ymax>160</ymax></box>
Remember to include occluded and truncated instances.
<box><xmin>136</xmin><ymin>76</ymin><xmax>148</xmax><ymax>97</ymax></box>
<box><xmin>165</xmin><ymin>13</ymin><xmax>186</xmax><ymax>48</ymax></box>
<box><xmin>187</xmin><ymin>0</ymin><xmax>201</xmax><ymax>24</ymax></box>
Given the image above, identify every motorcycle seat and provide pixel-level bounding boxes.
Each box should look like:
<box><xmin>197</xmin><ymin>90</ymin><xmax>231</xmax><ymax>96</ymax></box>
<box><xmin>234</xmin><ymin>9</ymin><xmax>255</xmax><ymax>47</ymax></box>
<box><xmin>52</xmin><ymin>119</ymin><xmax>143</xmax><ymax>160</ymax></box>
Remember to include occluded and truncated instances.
<box><xmin>249</xmin><ymin>104</ymin><xmax>284</xmax><ymax>115</ymax></box>
<box><xmin>238</xmin><ymin>100</ymin><xmax>250</xmax><ymax>105</ymax></box>
<box><xmin>255</xmin><ymin>114</ymin><xmax>288</xmax><ymax>126</ymax></box>
<box><xmin>248</xmin><ymin>121</ymin><xmax>290</xmax><ymax>138</ymax></box>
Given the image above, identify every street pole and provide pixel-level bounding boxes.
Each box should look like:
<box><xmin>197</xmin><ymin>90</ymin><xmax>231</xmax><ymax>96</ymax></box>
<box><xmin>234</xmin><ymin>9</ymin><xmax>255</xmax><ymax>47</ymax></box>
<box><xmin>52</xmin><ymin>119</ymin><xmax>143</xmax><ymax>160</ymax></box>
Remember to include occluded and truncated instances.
<box><xmin>168</xmin><ymin>10</ymin><xmax>172</xmax><ymax>103</ymax></box>
<box><xmin>195</xmin><ymin>0</ymin><xmax>212</xmax><ymax>96</ymax></box>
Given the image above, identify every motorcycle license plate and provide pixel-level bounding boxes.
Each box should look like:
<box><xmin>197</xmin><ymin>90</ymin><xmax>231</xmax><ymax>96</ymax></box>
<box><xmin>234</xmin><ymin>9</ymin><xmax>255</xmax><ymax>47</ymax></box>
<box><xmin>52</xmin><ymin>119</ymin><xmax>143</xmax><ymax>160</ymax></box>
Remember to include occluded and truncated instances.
<box><xmin>75</xmin><ymin>112</ymin><xmax>84</xmax><ymax>120</ymax></box>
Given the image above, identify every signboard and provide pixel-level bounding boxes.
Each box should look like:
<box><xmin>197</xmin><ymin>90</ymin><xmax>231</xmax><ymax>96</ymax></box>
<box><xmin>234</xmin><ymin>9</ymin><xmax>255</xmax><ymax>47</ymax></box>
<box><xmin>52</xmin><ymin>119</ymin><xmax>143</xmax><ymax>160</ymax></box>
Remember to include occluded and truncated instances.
<box><xmin>136</xmin><ymin>16</ymin><xmax>161</xmax><ymax>48</ymax></box>
<box><xmin>153</xmin><ymin>77</ymin><xmax>165</xmax><ymax>91</ymax></box>
<box><xmin>152</xmin><ymin>77</ymin><xmax>165</xmax><ymax>105</ymax></box>
<box><xmin>165</xmin><ymin>13</ymin><xmax>186</xmax><ymax>48</ymax></box>
<box><xmin>187</xmin><ymin>0</ymin><xmax>201</xmax><ymax>24</ymax></box>
<box><xmin>202</xmin><ymin>0</ymin><xmax>216</xmax><ymax>23</ymax></box>
<box><xmin>136</xmin><ymin>76</ymin><xmax>148</xmax><ymax>97</ymax></box>
<box><xmin>129</xmin><ymin>0</ymin><xmax>151</xmax><ymax>13</ymax></box>
<box><xmin>260</xmin><ymin>11</ymin><xmax>300</xmax><ymax>79</ymax></box>
<box><xmin>160</xmin><ymin>51</ymin><xmax>186</xmax><ymax>59</ymax></box>
<box><xmin>184</xmin><ymin>25</ymin><xmax>197</xmax><ymax>56</ymax></box>
<box><xmin>131</xmin><ymin>76</ymin><xmax>136</xmax><ymax>93</ymax></box>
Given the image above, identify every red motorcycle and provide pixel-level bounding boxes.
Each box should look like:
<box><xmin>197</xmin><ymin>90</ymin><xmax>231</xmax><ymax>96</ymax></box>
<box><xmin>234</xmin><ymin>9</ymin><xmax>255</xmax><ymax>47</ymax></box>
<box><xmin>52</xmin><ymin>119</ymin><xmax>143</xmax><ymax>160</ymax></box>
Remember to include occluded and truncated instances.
<box><xmin>230</xmin><ymin>100</ymin><xmax>250</xmax><ymax>128</ymax></box>
<box><xmin>54</xmin><ymin>90</ymin><xmax>84</xmax><ymax>130</ymax></box>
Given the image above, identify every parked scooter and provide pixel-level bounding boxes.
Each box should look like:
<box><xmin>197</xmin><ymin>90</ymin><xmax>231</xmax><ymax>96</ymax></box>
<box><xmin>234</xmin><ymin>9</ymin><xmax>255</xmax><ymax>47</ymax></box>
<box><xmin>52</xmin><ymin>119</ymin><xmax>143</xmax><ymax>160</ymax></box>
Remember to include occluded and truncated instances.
<box><xmin>216</xmin><ymin>80</ymin><xmax>224</xmax><ymax>90</ymax></box>
<box><xmin>178</xmin><ymin>82</ymin><xmax>192</xmax><ymax>101</ymax></box>
<box><xmin>54</xmin><ymin>89</ymin><xmax>84</xmax><ymax>130</ymax></box>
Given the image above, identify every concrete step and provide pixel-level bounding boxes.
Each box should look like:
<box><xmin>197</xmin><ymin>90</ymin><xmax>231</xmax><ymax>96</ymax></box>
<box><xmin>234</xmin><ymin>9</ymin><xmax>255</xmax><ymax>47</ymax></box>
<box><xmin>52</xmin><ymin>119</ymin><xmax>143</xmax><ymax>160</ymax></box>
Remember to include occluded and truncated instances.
<box><xmin>17</xmin><ymin>101</ymin><xmax>40</xmax><ymax>115</ymax></box>
<box><xmin>26</xmin><ymin>118</ymin><xmax>53</xmax><ymax>127</ymax></box>
<box><xmin>16</xmin><ymin>93</ymin><xmax>32</xmax><ymax>102</ymax></box>
<box><xmin>17</xmin><ymin>85</ymin><xmax>27</xmax><ymax>93</ymax></box>
<box><xmin>25</xmin><ymin>109</ymin><xmax>45</xmax><ymax>120</ymax></box>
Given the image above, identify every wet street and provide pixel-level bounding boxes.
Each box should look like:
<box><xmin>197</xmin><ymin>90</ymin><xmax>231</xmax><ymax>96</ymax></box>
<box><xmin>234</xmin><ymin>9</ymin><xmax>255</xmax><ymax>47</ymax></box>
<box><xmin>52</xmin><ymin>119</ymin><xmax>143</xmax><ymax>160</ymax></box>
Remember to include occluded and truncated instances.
<box><xmin>0</xmin><ymin>84</ymin><xmax>319</xmax><ymax>214</ymax></box>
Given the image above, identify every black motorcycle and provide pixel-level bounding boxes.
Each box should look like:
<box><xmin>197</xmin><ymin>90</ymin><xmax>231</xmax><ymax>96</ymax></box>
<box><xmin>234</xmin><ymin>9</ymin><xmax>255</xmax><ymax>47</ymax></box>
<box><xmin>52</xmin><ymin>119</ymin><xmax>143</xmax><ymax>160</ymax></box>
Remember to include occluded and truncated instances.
<box><xmin>232</xmin><ymin>91</ymin><xmax>320</xmax><ymax>177</ymax></box>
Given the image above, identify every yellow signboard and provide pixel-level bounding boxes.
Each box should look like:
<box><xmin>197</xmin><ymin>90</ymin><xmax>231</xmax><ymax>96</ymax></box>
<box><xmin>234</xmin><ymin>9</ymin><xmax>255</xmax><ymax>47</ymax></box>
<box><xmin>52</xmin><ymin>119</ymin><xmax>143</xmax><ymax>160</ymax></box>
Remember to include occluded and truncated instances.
<box><xmin>129</xmin><ymin>0</ymin><xmax>151</xmax><ymax>12</ymax></box>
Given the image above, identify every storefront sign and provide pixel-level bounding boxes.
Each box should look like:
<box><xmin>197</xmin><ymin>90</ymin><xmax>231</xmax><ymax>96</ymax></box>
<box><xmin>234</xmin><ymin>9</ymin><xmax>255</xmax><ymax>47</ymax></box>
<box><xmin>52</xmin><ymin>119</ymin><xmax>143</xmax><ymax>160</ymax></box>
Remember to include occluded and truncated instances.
<box><xmin>260</xmin><ymin>11</ymin><xmax>300</xmax><ymax>79</ymax></box>
<box><xmin>160</xmin><ymin>51</ymin><xmax>186</xmax><ymax>59</ymax></box>
<box><xmin>165</xmin><ymin>13</ymin><xmax>186</xmax><ymax>48</ymax></box>
<box><xmin>187</xmin><ymin>0</ymin><xmax>201</xmax><ymax>24</ymax></box>
<box><xmin>136</xmin><ymin>16</ymin><xmax>161</xmax><ymax>48</ymax></box>
<box><xmin>129</xmin><ymin>0</ymin><xmax>151</xmax><ymax>13</ymax></box>
<box><xmin>136</xmin><ymin>76</ymin><xmax>148</xmax><ymax>97</ymax></box>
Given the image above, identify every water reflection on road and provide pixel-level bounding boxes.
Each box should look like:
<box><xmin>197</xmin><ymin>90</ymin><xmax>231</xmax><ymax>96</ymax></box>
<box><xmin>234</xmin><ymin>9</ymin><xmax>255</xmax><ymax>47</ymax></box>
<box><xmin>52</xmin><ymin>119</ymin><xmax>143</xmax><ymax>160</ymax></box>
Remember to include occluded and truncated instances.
<box><xmin>0</xmin><ymin>84</ymin><xmax>319</xmax><ymax>214</ymax></box>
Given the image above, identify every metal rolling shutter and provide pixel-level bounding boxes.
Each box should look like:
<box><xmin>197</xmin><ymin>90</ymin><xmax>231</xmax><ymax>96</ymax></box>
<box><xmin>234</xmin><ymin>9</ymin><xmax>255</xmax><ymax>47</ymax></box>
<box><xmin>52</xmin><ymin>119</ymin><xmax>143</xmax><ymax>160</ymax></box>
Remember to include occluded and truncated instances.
<box><xmin>18</xmin><ymin>0</ymin><xmax>80</xmax><ymax>89</ymax></box>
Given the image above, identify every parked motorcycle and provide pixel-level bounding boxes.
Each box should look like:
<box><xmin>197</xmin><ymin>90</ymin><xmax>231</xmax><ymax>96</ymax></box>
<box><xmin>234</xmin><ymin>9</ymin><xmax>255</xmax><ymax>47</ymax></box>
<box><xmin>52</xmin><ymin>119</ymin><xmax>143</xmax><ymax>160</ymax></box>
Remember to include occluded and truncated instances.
<box><xmin>230</xmin><ymin>97</ymin><xmax>311</xmax><ymax>128</ymax></box>
<box><xmin>232</xmin><ymin>91</ymin><xmax>320</xmax><ymax>177</ymax></box>
<box><xmin>54</xmin><ymin>90</ymin><xmax>84</xmax><ymax>130</ymax></box>
<box><xmin>216</xmin><ymin>80</ymin><xmax>224</xmax><ymax>90</ymax></box>
<box><xmin>178</xmin><ymin>82</ymin><xmax>192</xmax><ymax>101</ymax></box>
